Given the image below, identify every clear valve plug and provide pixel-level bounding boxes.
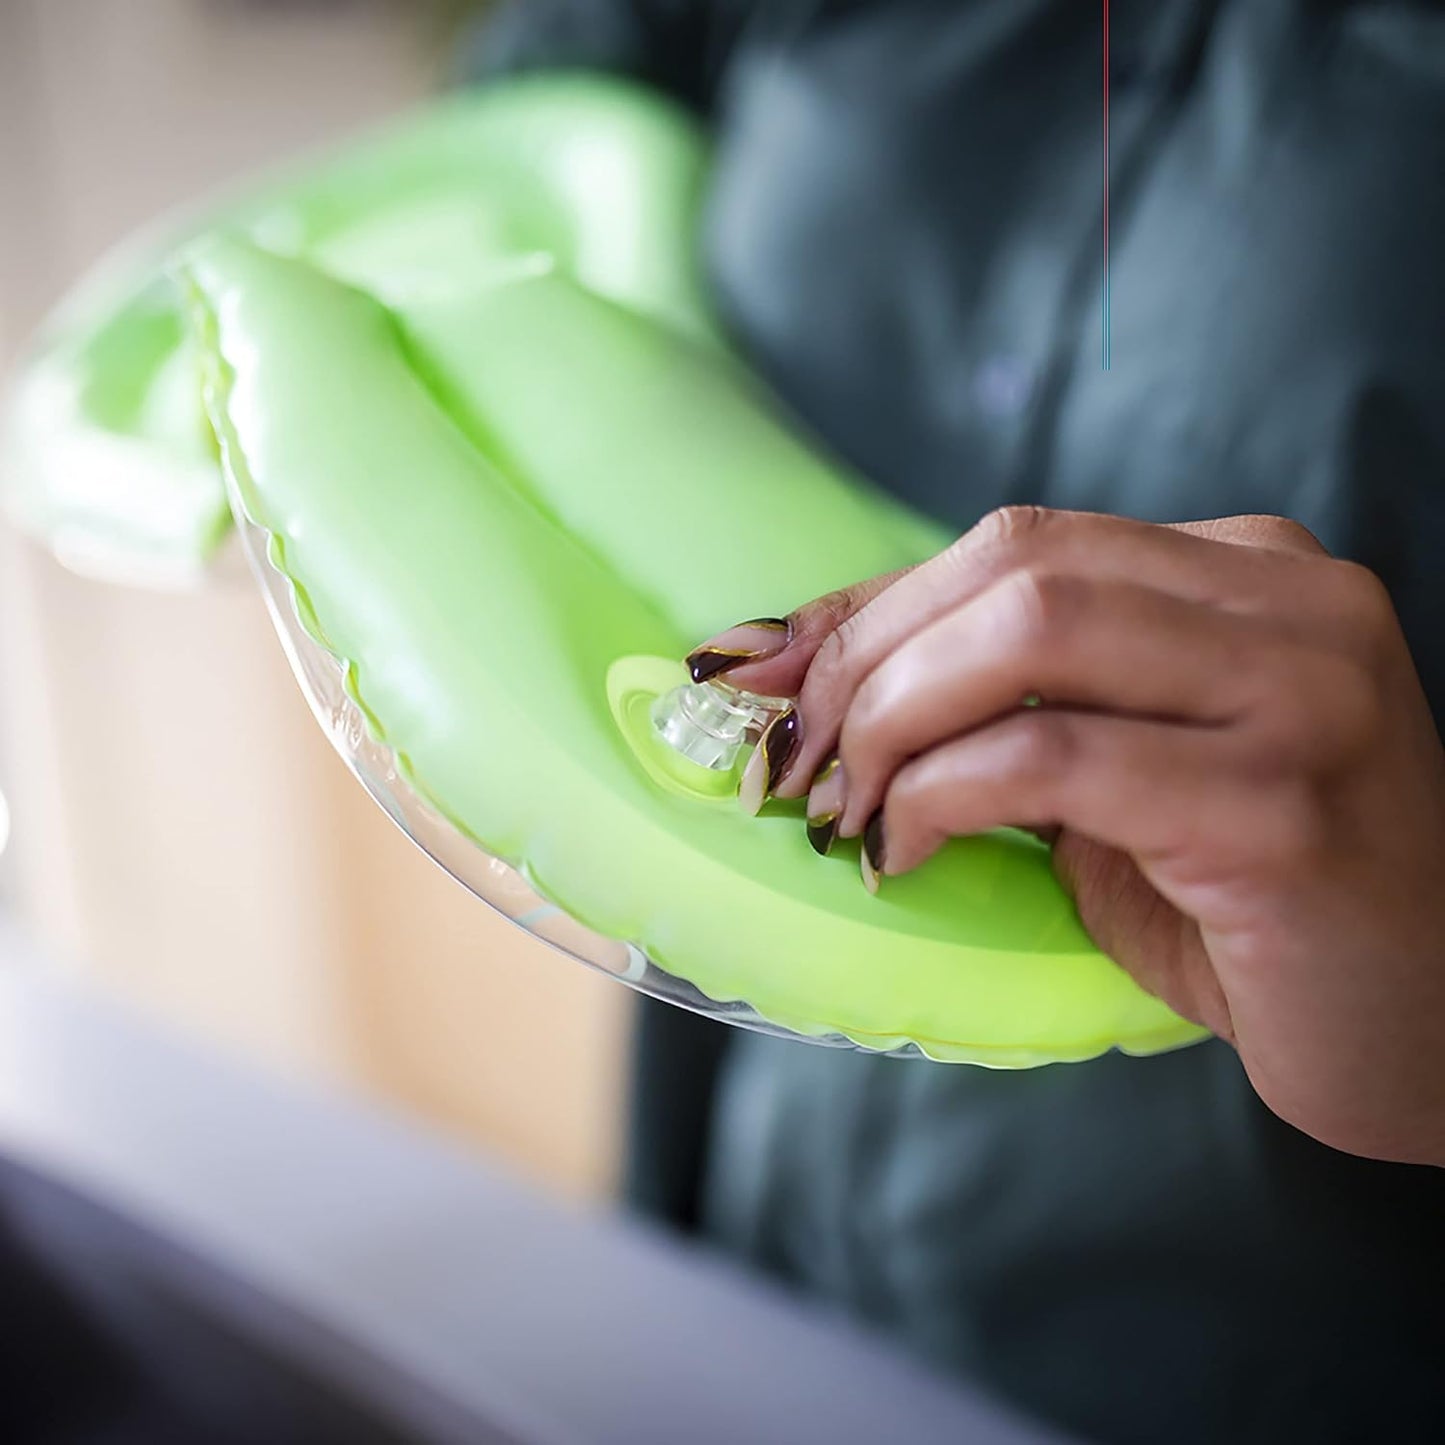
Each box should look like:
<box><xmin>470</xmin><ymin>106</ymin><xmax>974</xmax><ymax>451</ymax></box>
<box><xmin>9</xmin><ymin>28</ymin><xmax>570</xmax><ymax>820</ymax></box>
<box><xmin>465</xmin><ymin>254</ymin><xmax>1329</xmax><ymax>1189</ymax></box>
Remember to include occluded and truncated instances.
<box><xmin>651</xmin><ymin>679</ymin><xmax>789</xmax><ymax>772</ymax></box>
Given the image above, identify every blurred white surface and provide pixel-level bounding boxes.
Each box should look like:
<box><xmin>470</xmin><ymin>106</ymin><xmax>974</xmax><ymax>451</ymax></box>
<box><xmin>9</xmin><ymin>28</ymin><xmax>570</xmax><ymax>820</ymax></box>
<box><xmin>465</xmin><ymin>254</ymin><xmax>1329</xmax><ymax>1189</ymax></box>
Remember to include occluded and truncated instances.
<box><xmin>0</xmin><ymin>925</ymin><xmax>1069</xmax><ymax>1445</ymax></box>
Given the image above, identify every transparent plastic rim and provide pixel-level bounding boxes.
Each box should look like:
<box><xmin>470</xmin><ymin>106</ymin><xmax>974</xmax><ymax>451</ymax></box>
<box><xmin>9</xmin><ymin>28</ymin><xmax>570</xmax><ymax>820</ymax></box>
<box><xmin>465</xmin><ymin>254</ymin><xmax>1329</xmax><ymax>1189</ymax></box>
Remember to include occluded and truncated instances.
<box><xmin>231</xmin><ymin>499</ymin><xmax>922</xmax><ymax>1057</ymax></box>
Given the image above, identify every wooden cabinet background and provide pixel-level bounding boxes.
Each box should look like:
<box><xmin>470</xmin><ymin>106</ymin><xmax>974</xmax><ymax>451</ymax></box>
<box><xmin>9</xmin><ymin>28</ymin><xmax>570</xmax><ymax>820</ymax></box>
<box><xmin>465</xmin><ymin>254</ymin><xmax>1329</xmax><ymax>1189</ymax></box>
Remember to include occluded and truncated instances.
<box><xmin>0</xmin><ymin>0</ymin><xmax>630</xmax><ymax>1199</ymax></box>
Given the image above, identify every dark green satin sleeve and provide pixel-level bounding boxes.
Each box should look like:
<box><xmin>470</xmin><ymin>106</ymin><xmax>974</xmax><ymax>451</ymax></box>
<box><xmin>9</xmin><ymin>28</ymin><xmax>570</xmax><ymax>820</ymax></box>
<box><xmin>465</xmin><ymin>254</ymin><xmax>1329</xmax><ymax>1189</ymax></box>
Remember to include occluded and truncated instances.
<box><xmin>452</xmin><ymin>0</ymin><xmax>755</xmax><ymax>115</ymax></box>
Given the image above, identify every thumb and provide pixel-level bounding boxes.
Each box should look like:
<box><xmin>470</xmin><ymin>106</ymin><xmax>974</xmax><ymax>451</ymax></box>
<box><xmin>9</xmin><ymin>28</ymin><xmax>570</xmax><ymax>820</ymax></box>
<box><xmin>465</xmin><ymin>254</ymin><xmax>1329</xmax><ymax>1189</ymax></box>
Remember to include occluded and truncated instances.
<box><xmin>683</xmin><ymin>567</ymin><xmax>913</xmax><ymax>699</ymax></box>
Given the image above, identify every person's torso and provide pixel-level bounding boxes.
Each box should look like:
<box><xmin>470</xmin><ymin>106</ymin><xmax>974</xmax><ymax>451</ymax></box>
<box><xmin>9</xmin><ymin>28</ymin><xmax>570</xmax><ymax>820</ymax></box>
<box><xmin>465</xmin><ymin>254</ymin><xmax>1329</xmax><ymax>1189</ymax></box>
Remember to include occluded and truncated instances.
<box><xmin>692</xmin><ymin>5</ymin><xmax>1445</xmax><ymax>1443</ymax></box>
<box><xmin>706</xmin><ymin>0</ymin><xmax>1445</xmax><ymax>703</ymax></box>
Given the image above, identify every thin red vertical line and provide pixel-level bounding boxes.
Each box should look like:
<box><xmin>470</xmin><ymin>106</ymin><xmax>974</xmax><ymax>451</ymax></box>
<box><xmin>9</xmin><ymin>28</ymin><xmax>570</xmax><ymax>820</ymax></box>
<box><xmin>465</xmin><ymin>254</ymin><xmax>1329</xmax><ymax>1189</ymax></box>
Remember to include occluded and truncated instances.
<box><xmin>1103</xmin><ymin>0</ymin><xmax>1111</xmax><ymax>370</ymax></box>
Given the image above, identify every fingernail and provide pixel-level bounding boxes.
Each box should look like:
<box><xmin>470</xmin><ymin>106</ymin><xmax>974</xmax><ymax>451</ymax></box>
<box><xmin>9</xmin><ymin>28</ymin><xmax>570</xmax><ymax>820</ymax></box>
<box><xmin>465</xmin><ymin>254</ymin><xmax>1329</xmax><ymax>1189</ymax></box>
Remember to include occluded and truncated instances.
<box><xmin>806</xmin><ymin>754</ymin><xmax>845</xmax><ymax>856</ymax></box>
<box><xmin>738</xmin><ymin>706</ymin><xmax>801</xmax><ymax>815</ymax></box>
<box><xmin>861</xmin><ymin>809</ymin><xmax>886</xmax><ymax>894</ymax></box>
<box><xmin>686</xmin><ymin>618</ymin><xmax>791</xmax><ymax>683</ymax></box>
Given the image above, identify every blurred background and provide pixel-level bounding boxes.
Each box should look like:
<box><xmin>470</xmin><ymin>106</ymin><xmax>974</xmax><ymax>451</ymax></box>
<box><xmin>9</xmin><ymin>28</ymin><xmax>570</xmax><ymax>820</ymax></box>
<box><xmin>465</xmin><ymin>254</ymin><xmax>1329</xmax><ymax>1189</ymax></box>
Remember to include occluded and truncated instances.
<box><xmin>0</xmin><ymin>0</ymin><xmax>630</xmax><ymax>1202</ymax></box>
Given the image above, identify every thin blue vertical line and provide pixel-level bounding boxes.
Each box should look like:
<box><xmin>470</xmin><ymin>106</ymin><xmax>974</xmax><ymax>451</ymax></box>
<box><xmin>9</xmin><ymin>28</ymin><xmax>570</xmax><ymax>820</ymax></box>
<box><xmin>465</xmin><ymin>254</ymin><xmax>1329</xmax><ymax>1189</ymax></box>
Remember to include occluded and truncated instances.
<box><xmin>1102</xmin><ymin>0</ymin><xmax>1111</xmax><ymax>371</ymax></box>
<box><xmin>1104</xmin><ymin>259</ymin><xmax>1110</xmax><ymax>371</ymax></box>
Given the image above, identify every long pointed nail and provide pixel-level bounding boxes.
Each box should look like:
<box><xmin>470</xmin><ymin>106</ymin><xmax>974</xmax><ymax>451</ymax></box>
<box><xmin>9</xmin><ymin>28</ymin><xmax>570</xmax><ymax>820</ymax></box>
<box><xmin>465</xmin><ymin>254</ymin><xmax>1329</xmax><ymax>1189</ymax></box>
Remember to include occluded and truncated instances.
<box><xmin>686</xmin><ymin>618</ymin><xmax>791</xmax><ymax>683</ymax></box>
<box><xmin>861</xmin><ymin>809</ymin><xmax>886</xmax><ymax>894</ymax></box>
<box><xmin>806</xmin><ymin>754</ymin><xmax>845</xmax><ymax>856</ymax></box>
<box><xmin>738</xmin><ymin>706</ymin><xmax>801</xmax><ymax>815</ymax></box>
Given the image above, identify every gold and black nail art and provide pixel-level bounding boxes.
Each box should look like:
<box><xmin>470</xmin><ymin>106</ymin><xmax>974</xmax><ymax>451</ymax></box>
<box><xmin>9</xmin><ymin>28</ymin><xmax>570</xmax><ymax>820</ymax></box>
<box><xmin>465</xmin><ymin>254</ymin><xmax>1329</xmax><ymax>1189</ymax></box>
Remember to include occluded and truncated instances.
<box><xmin>685</xmin><ymin>618</ymin><xmax>791</xmax><ymax>683</ymax></box>
<box><xmin>739</xmin><ymin>705</ymin><xmax>802</xmax><ymax>815</ymax></box>
<box><xmin>806</xmin><ymin>812</ymin><xmax>840</xmax><ymax>856</ymax></box>
<box><xmin>806</xmin><ymin>754</ymin><xmax>844</xmax><ymax>856</ymax></box>
<box><xmin>761</xmin><ymin>707</ymin><xmax>801</xmax><ymax>793</ymax></box>
<box><xmin>861</xmin><ymin>809</ymin><xmax>886</xmax><ymax>894</ymax></box>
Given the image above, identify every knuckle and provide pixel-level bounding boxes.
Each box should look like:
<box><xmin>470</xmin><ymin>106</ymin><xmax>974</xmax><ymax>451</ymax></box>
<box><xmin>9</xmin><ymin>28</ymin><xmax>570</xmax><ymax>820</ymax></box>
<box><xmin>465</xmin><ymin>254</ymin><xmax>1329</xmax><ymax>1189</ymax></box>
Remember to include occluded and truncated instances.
<box><xmin>1252</xmin><ymin>514</ymin><xmax>1328</xmax><ymax>556</ymax></box>
<box><xmin>796</xmin><ymin>571</ymin><xmax>902</xmax><ymax>650</ymax></box>
<box><xmin>1317</xmin><ymin>657</ymin><xmax>1386</xmax><ymax>763</ymax></box>
<box><xmin>1197</xmin><ymin>513</ymin><xmax>1327</xmax><ymax>557</ymax></box>
<box><xmin>969</xmin><ymin>504</ymin><xmax>1055</xmax><ymax>555</ymax></box>
<box><xmin>1255</xmin><ymin>647</ymin><xmax>1385</xmax><ymax>770</ymax></box>
<box><xmin>806</xmin><ymin>585</ymin><xmax>869</xmax><ymax>640</ymax></box>
<box><xmin>1239</xmin><ymin>692</ymin><xmax>1311</xmax><ymax>781</ymax></box>
<box><xmin>826</xmin><ymin>607</ymin><xmax>881</xmax><ymax>691</ymax></box>
<box><xmin>995</xmin><ymin>568</ymin><xmax>1086</xmax><ymax>653</ymax></box>
<box><xmin>841</xmin><ymin>660</ymin><xmax>932</xmax><ymax>796</ymax></box>
<box><xmin>998</xmin><ymin>711</ymin><xmax>1080</xmax><ymax>784</ymax></box>
<box><xmin>847</xmin><ymin>657</ymin><xmax>902</xmax><ymax>737</ymax></box>
<box><xmin>885</xmin><ymin>758</ymin><xmax>953</xmax><ymax>858</ymax></box>
<box><xmin>1334</xmin><ymin>559</ymin><xmax>1393</xmax><ymax>617</ymax></box>
<box><xmin>809</xmin><ymin>615</ymin><xmax>863</xmax><ymax>693</ymax></box>
<box><xmin>838</xmin><ymin>679</ymin><xmax>895</xmax><ymax>774</ymax></box>
<box><xmin>1247</xmin><ymin>783</ymin><xmax>1333</xmax><ymax>875</ymax></box>
<box><xmin>1331</xmin><ymin>561</ymin><xmax>1400</xmax><ymax>660</ymax></box>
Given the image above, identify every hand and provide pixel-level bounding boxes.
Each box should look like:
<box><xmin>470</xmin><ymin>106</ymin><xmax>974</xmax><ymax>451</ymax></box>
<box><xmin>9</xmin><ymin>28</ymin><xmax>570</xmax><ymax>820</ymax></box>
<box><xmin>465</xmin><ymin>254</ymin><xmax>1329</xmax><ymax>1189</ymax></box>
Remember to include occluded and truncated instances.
<box><xmin>686</xmin><ymin>508</ymin><xmax>1445</xmax><ymax>1167</ymax></box>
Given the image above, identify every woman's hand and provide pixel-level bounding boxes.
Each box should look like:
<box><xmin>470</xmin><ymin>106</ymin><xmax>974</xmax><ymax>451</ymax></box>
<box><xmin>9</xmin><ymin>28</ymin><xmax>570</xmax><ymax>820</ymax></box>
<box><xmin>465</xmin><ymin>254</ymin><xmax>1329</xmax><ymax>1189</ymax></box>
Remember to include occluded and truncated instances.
<box><xmin>686</xmin><ymin>508</ymin><xmax>1445</xmax><ymax>1167</ymax></box>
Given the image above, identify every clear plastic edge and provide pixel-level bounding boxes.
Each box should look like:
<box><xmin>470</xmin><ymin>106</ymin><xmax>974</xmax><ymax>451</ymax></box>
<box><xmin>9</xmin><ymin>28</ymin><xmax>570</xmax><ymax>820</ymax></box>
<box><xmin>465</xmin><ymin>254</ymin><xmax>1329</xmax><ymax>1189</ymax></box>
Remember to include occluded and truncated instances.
<box><xmin>228</xmin><ymin>499</ymin><xmax>923</xmax><ymax>1059</ymax></box>
<box><xmin>228</xmin><ymin>476</ymin><xmax>1220</xmax><ymax>1067</ymax></box>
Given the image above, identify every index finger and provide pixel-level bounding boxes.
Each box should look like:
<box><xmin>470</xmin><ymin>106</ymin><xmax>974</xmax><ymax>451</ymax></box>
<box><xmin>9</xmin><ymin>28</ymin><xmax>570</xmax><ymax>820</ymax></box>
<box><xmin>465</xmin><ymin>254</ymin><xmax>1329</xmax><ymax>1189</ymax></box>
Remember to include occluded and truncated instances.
<box><xmin>772</xmin><ymin>506</ymin><xmax>1332</xmax><ymax>798</ymax></box>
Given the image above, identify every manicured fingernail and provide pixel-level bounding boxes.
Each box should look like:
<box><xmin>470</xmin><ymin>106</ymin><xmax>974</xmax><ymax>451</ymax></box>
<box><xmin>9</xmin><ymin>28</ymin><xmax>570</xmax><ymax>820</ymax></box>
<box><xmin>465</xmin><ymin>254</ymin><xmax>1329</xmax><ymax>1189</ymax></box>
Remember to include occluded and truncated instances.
<box><xmin>861</xmin><ymin>809</ymin><xmax>886</xmax><ymax>894</ymax></box>
<box><xmin>806</xmin><ymin>754</ymin><xmax>845</xmax><ymax>856</ymax></box>
<box><xmin>738</xmin><ymin>706</ymin><xmax>801</xmax><ymax>815</ymax></box>
<box><xmin>686</xmin><ymin>618</ymin><xmax>791</xmax><ymax>683</ymax></box>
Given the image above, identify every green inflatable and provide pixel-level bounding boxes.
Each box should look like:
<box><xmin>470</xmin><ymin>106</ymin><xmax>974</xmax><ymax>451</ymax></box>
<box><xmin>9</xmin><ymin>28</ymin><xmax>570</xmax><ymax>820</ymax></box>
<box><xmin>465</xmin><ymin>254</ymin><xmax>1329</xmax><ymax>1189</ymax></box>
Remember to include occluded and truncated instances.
<box><xmin>1</xmin><ymin>76</ymin><xmax>1205</xmax><ymax>1065</ymax></box>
